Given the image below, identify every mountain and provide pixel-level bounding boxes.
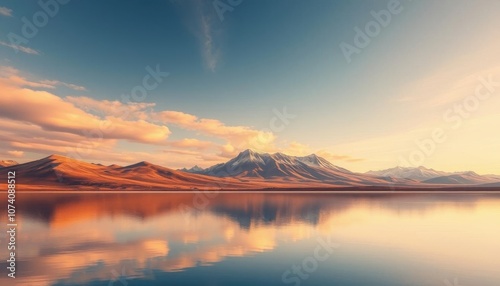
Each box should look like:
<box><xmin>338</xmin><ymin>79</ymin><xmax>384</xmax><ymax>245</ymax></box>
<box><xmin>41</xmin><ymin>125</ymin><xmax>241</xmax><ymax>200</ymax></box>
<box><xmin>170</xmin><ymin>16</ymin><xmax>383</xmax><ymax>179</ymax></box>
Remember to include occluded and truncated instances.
<box><xmin>366</xmin><ymin>166</ymin><xmax>448</xmax><ymax>181</ymax></box>
<box><xmin>0</xmin><ymin>155</ymin><xmax>250</xmax><ymax>190</ymax></box>
<box><xmin>179</xmin><ymin>165</ymin><xmax>204</xmax><ymax>173</ymax></box>
<box><xmin>1</xmin><ymin>152</ymin><xmax>498</xmax><ymax>191</ymax></box>
<box><xmin>486</xmin><ymin>174</ymin><xmax>500</xmax><ymax>180</ymax></box>
<box><xmin>0</xmin><ymin>160</ymin><xmax>18</xmax><ymax>167</ymax></box>
<box><xmin>193</xmin><ymin>149</ymin><xmax>396</xmax><ymax>186</ymax></box>
<box><xmin>423</xmin><ymin>172</ymin><xmax>500</xmax><ymax>185</ymax></box>
<box><xmin>367</xmin><ymin>166</ymin><xmax>500</xmax><ymax>185</ymax></box>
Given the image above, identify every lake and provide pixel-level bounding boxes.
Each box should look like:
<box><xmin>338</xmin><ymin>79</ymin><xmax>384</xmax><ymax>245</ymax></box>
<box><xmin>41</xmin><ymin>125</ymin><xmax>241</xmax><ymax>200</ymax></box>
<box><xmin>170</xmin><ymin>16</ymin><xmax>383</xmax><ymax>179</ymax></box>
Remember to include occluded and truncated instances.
<box><xmin>1</xmin><ymin>192</ymin><xmax>499</xmax><ymax>286</ymax></box>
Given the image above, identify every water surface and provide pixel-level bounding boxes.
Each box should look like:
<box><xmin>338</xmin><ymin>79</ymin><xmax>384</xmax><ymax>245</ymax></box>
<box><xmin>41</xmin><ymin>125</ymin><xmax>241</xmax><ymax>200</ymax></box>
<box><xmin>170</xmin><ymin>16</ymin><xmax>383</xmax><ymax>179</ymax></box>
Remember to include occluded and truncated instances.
<box><xmin>1</xmin><ymin>192</ymin><xmax>499</xmax><ymax>285</ymax></box>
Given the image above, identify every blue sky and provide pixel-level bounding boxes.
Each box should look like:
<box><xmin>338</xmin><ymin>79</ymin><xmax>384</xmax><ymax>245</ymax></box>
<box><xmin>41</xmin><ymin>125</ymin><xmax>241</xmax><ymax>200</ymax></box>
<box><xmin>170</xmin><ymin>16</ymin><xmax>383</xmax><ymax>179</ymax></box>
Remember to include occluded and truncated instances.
<box><xmin>1</xmin><ymin>0</ymin><xmax>499</xmax><ymax>173</ymax></box>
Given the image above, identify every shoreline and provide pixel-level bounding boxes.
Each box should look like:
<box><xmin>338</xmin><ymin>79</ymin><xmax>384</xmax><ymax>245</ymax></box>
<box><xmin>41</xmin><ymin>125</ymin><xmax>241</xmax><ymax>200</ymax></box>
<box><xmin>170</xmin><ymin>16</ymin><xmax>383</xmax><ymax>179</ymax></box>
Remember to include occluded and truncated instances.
<box><xmin>2</xmin><ymin>186</ymin><xmax>500</xmax><ymax>193</ymax></box>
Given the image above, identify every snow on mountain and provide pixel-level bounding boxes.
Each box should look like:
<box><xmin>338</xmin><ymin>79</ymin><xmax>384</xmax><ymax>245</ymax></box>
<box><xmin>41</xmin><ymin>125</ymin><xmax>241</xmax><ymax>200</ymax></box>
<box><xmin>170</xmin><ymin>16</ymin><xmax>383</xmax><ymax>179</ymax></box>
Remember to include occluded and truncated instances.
<box><xmin>423</xmin><ymin>172</ymin><xmax>499</xmax><ymax>185</ymax></box>
<box><xmin>367</xmin><ymin>166</ymin><xmax>500</xmax><ymax>185</ymax></box>
<box><xmin>196</xmin><ymin>149</ymin><xmax>393</xmax><ymax>186</ymax></box>
<box><xmin>366</xmin><ymin>166</ymin><xmax>449</xmax><ymax>181</ymax></box>
<box><xmin>2</xmin><ymin>152</ymin><xmax>498</xmax><ymax>190</ymax></box>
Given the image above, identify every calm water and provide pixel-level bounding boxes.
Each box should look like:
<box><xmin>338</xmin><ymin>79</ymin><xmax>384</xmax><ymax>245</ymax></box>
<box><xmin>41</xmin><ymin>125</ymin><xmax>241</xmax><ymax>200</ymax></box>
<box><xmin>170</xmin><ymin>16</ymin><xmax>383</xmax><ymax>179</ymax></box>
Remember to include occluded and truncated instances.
<box><xmin>1</xmin><ymin>192</ymin><xmax>499</xmax><ymax>286</ymax></box>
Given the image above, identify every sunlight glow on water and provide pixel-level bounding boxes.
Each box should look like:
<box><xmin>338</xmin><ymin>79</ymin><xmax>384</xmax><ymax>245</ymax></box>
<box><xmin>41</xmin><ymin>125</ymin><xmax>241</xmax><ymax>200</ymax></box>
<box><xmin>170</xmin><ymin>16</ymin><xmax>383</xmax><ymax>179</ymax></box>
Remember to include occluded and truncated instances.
<box><xmin>1</xmin><ymin>193</ymin><xmax>499</xmax><ymax>286</ymax></box>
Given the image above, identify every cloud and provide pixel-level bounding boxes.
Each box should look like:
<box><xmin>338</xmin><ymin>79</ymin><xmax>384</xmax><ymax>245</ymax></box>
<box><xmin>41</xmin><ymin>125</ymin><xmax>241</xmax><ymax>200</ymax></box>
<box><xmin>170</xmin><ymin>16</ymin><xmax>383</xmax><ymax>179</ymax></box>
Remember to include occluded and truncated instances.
<box><xmin>0</xmin><ymin>66</ymin><xmax>85</xmax><ymax>90</ymax></box>
<box><xmin>281</xmin><ymin>141</ymin><xmax>310</xmax><ymax>156</ymax></box>
<box><xmin>163</xmin><ymin>149</ymin><xmax>200</xmax><ymax>156</ymax></box>
<box><xmin>40</xmin><ymin>80</ymin><xmax>87</xmax><ymax>91</ymax></box>
<box><xmin>199</xmin><ymin>11</ymin><xmax>219</xmax><ymax>71</ymax></box>
<box><xmin>66</xmin><ymin>96</ymin><xmax>154</xmax><ymax>120</ymax></box>
<box><xmin>218</xmin><ymin>143</ymin><xmax>237</xmax><ymax>158</ymax></box>
<box><xmin>316</xmin><ymin>150</ymin><xmax>365</xmax><ymax>163</ymax></box>
<box><xmin>0</xmin><ymin>6</ymin><xmax>12</xmax><ymax>17</ymax></box>
<box><xmin>7</xmin><ymin>150</ymin><xmax>23</xmax><ymax>158</ymax></box>
<box><xmin>177</xmin><ymin>0</ymin><xmax>221</xmax><ymax>71</ymax></box>
<box><xmin>0</xmin><ymin>66</ymin><xmax>327</xmax><ymax>169</ymax></box>
<box><xmin>0</xmin><ymin>68</ymin><xmax>171</xmax><ymax>145</ymax></box>
<box><xmin>157</xmin><ymin>111</ymin><xmax>276</xmax><ymax>149</ymax></box>
<box><xmin>0</xmin><ymin>41</ymin><xmax>39</xmax><ymax>55</ymax></box>
<box><xmin>165</xmin><ymin>138</ymin><xmax>214</xmax><ymax>150</ymax></box>
<box><xmin>0</xmin><ymin>88</ymin><xmax>170</xmax><ymax>143</ymax></box>
<box><xmin>0</xmin><ymin>116</ymin><xmax>215</xmax><ymax>169</ymax></box>
<box><xmin>0</xmin><ymin>66</ymin><xmax>311</xmax><ymax>169</ymax></box>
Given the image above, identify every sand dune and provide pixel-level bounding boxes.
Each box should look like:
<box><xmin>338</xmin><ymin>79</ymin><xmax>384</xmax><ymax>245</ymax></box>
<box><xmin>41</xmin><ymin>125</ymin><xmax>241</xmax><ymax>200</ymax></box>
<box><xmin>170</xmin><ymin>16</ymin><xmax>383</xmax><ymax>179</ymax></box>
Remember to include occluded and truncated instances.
<box><xmin>0</xmin><ymin>155</ymin><xmax>252</xmax><ymax>190</ymax></box>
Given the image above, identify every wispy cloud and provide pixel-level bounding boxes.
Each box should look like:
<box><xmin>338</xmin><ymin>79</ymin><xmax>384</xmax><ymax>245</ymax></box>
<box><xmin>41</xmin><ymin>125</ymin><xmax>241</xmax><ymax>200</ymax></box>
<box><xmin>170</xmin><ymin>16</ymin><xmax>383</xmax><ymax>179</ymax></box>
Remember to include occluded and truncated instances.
<box><xmin>199</xmin><ymin>12</ymin><xmax>219</xmax><ymax>71</ymax></box>
<box><xmin>0</xmin><ymin>66</ymin><xmax>86</xmax><ymax>91</ymax></box>
<box><xmin>40</xmin><ymin>80</ymin><xmax>87</xmax><ymax>91</ymax></box>
<box><xmin>176</xmin><ymin>0</ymin><xmax>221</xmax><ymax>72</ymax></box>
<box><xmin>0</xmin><ymin>6</ymin><xmax>12</xmax><ymax>17</ymax></box>
<box><xmin>0</xmin><ymin>41</ymin><xmax>39</xmax><ymax>55</ymax></box>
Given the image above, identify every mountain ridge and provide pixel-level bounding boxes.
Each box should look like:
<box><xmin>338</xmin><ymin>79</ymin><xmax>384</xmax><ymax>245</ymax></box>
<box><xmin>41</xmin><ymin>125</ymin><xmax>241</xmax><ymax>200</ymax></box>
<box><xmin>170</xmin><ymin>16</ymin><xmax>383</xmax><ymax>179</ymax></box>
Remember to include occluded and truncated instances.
<box><xmin>1</xmin><ymin>151</ymin><xmax>499</xmax><ymax>190</ymax></box>
<box><xmin>365</xmin><ymin>166</ymin><xmax>500</xmax><ymax>184</ymax></box>
<box><xmin>186</xmin><ymin>149</ymin><xmax>407</xmax><ymax>186</ymax></box>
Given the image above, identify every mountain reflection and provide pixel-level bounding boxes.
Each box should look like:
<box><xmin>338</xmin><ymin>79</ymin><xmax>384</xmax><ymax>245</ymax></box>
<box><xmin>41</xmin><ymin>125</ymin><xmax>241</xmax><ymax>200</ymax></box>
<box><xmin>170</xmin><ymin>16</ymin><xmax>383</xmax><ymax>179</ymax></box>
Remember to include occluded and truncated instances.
<box><xmin>0</xmin><ymin>192</ymin><xmax>498</xmax><ymax>286</ymax></box>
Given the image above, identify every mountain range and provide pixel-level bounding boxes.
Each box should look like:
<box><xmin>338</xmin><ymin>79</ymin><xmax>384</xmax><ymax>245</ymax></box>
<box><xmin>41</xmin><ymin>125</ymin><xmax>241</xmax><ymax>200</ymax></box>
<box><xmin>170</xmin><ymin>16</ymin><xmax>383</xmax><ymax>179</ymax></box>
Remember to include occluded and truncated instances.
<box><xmin>366</xmin><ymin>166</ymin><xmax>500</xmax><ymax>184</ymax></box>
<box><xmin>1</xmin><ymin>150</ymin><xmax>499</xmax><ymax>191</ymax></box>
<box><xmin>186</xmin><ymin>149</ymin><xmax>400</xmax><ymax>186</ymax></box>
<box><xmin>365</xmin><ymin>166</ymin><xmax>448</xmax><ymax>181</ymax></box>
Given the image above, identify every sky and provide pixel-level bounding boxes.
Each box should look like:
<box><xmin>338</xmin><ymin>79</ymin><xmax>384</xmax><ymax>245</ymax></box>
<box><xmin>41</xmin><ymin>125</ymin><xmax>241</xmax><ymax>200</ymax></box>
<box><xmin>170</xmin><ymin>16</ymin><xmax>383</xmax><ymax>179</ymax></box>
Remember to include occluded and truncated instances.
<box><xmin>0</xmin><ymin>0</ymin><xmax>499</xmax><ymax>174</ymax></box>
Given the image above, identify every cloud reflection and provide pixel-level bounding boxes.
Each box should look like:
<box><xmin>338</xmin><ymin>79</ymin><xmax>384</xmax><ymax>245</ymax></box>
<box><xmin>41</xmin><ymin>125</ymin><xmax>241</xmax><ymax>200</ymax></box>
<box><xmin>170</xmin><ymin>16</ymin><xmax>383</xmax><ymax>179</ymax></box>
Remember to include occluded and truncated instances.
<box><xmin>0</xmin><ymin>193</ymin><xmax>499</xmax><ymax>285</ymax></box>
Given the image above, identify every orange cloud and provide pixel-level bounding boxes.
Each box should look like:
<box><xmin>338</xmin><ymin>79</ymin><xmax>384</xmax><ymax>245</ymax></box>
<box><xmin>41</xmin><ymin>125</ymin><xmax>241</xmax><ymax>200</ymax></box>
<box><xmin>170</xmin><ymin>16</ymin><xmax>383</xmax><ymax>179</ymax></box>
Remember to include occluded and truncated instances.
<box><xmin>0</xmin><ymin>66</ymin><xmax>85</xmax><ymax>90</ymax></box>
<box><xmin>7</xmin><ymin>150</ymin><xmax>23</xmax><ymax>157</ymax></box>
<box><xmin>40</xmin><ymin>80</ymin><xmax>87</xmax><ymax>91</ymax></box>
<box><xmin>0</xmin><ymin>69</ymin><xmax>171</xmax><ymax>144</ymax></box>
<box><xmin>316</xmin><ymin>150</ymin><xmax>364</xmax><ymax>163</ymax></box>
<box><xmin>165</xmin><ymin>138</ymin><xmax>214</xmax><ymax>150</ymax></box>
<box><xmin>157</xmin><ymin>110</ymin><xmax>276</xmax><ymax>152</ymax></box>
<box><xmin>66</xmin><ymin>96</ymin><xmax>154</xmax><ymax>120</ymax></box>
<box><xmin>0</xmin><ymin>66</ymin><xmax>326</xmax><ymax>168</ymax></box>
